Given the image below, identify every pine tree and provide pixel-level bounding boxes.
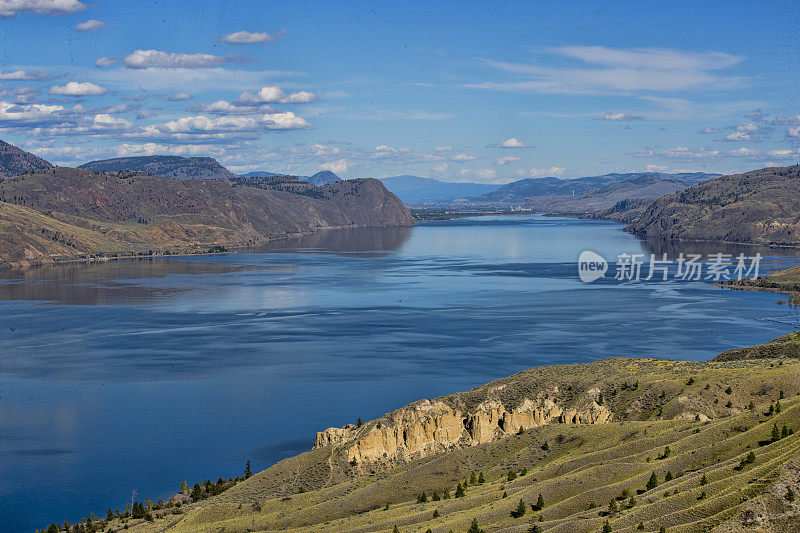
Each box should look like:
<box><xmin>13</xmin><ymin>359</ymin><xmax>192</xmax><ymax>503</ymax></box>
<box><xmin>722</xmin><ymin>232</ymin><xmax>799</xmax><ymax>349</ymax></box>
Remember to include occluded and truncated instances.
<box><xmin>535</xmin><ymin>493</ymin><xmax>544</xmax><ymax>511</ymax></box>
<box><xmin>470</xmin><ymin>472</ymin><xmax>477</xmax><ymax>485</ymax></box>
<box><xmin>467</xmin><ymin>518</ymin><xmax>484</xmax><ymax>533</ymax></box>
<box><xmin>772</xmin><ymin>424</ymin><xmax>781</xmax><ymax>442</ymax></box>
<box><xmin>700</xmin><ymin>474</ymin><xmax>707</xmax><ymax>486</ymax></box>
<box><xmin>245</xmin><ymin>460</ymin><xmax>253</xmax><ymax>479</ymax></box>
<box><xmin>602</xmin><ymin>519</ymin><xmax>612</xmax><ymax>532</ymax></box>
<box><xmin>608</xmin><ymin>499</ymin><xmax>618</xmax><ymax>514</ymax></box>
<box><xmin>507</xmin><ymin>471</ymin><xmax>517</xmax><ymax>481</ymax></box>
<box><xmin>646</xmin><ymin>472</ymin><xmax>658</xmax><ymax>491</ymax></box>
<box><xmin>478</xmin><ymin>472</ymin><xmax>485</xmax><ymax>484</ymax></box>
<box><xmin>665</xmin><ymin>471</ymin><xmax>673</xmax><ymax>482</ymax></box>
<box><xmin>393</xmin><ymin>525</ymin><xmax>399</xmax><ymax>533</ymax></box>
<box><xmin>455</xmin><ymin>483</ymin><xmax>466</xmax><ymax>498</ymax></box>
<box><xmin>432</xmin><ymin>509</ymin><xmax>439</xmax><ymax>518</ymax></box>
<box><xmin>443</xmin><ymin>487</ymin><xmax>451</xmax><ymax>499</ymax></box>
<box><xmin>432</xmin><ymin>491</ymin><xmax>440</xmax><ymax>501</ymax></box>
<box><xmin>787</xmin><ymin>487</ymin><xmax>796</xmax><ymax>503</ymax></box>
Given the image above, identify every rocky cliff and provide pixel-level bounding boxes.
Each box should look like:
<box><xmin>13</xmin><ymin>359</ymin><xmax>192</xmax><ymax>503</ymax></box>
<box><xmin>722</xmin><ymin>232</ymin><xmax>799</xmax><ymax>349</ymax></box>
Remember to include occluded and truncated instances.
<box><xmin>314</xmin><ymin>384</ymin><xmax>611</xmax><ymax>465</ymax></box>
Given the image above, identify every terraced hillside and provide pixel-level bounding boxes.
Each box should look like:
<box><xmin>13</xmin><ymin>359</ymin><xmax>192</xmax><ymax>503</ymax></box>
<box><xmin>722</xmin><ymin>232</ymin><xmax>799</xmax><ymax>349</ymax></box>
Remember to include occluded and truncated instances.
<box><xmin>76</xmin><ymin>356</ymin><xmax>800</xmax><ymax>533</ymax></box>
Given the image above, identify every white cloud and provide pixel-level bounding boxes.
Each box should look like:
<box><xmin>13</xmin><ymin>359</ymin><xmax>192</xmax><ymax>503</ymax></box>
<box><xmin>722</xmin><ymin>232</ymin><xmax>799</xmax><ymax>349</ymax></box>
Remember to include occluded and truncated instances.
<box><xmin>123</xmin><ymin>49</ymin><xmax>246</xmax><ymax>69</ymax></box>
<box><xmin>496</xmin><ymin>156</ymin><xmax>520</xmax><ymax>166</ymax></box>
<box><xmin>139</xmin><ymin>111</ymin><xmax>312</xmax><ymax>141</ymax></box>
<box><xmin>460</xmin><ymin>168</ymin><xmax>497</xmax><ymax>180</ymax></box>
<box><xmin>645</xmin><ymin>164</ymin><xmax>669</xmax><ymax>172</ymax></box>
<box><xmin>262</xmin><ymin>111</ymin><xmax>312</xmax><ymax>130</ymax></box>
<box><xmin>74</xmin><ymin>19</ymin><xmax>106</xmax><ymax>31</ymax></box>
<box><xmin>603</xmin><ymin>112</ymin><xmax>643</xmax><ymax>121</ymax></box>
<box><xmin>347</xmin><ymin>110</ymin><xmax>455</xmax><ymax>120</ymax></box>
<box><xmin>517</xmin><ymin>167</ymin><xmax>565</xmax><ymax>178</ymax></box>
<box><xmin>0</xmin><ymin>69</ymin><xmax>48</xmax><ymax>80</ymax></box>
<box><xmin>699</xmin><ymin>128</ymin><xmax>719</xmax><ymax>134</ymax></box>
<box><xmin>497</xmin><ymin>138</ymin><xmax>530</xmax><ymax>148</ymax></box>
<box><xmin>451</xmin><ymin>153</ymin><xmax>477</xmax><ymax>161</ymax></box>
<box><xmin>221</xmin><ymin>30</ymin><xmax>282</xmax><ymax>44</ymax></box>
<box><xmin>788</xmin><ymin>126</ymin><xmax>800</xmax><ymax>138</ymax></box>
<box><xmin>49</xmin><ymin>81</ymin><xmax>107</xmax><ymax>96</ymax></box>
<box><xmin>773</xmin><ymin>115</ymin><xmax>800</xmax><ymax>126</ymax></box>
<box><xmin>167</xmin><ymin>92</ymin><xmax>193</xmax><ymax>101</ymax></box>
<box><xmin>0</xmin><ymin>0</ymin><xmax>85</xmax><ymax>17</ymax></box>
<box><xmin>195</xmin><ymin>100</ymin><xmax>273</xmax><ymax>115</ymax></box>
<box><xmin>470</xmin><ymin>46</ymin><xmax>745</xmax><ymax>94</ymax></box>
<box><xmin>736</xmin><ymin>123</ymin><xmax>759</xmax><ymax>132</ymax></box>
<box><xmin>727</xmin><ymin>147</ymin><xmax>760</xmax><ymax>157</ymax></box>
<box><xmin>318</xmin><ymin>159</ymin><xmax>348</xmax><ymax>173</ymax></box>
<box><xmin>95</xmin><ymin>57</ymin><xmax>119</xmax><ymax>68</ymax></box>
<box><xmin>434</xmin><ymin>145</ymin><xmax>453</xmax><ymax>152</ymax></box>
<box><xmin>723</xmin><ymin>131</ymin><xmax>751</xmax><ymax>141</ymax></box>
<box><xmin>629</xmin><ymin>146</ymin><xmax>722</xmax><ymax>161</ymax></box>
<box><xmin>237</xmin><ymin>86</ymin><xmax>317</xmax><ymax>104</ymax></box>
<box><xmin>432</xmin><ymin>163</ymin><xmax>449</xmax><ymax>173</ymax></box>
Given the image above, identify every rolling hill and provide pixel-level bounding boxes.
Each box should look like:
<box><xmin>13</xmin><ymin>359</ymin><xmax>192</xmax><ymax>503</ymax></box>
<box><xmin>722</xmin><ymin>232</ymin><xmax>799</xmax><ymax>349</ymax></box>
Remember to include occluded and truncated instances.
<box><xmin>79</xmin><ymin>155</ymin><xmax>240</xmax><ymax>180</ymax></box>
<box><xmin>0</xmin><ymin>142</ymin><xmax>415</xmax><ymax>268</ymax></box>
<box><xmin>76</xmin><ymin>348</ymin><xmax>800</xmax><ymax>533</ymax></box>
<box><xmin>625</xmin><ymin>165</ymin><xmax>800</xmax><ymax>245</ymax></box>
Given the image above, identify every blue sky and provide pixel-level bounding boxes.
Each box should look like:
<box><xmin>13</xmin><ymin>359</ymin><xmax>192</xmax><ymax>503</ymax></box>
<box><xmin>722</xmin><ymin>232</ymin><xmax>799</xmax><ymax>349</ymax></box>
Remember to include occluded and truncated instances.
<box><xmin>0</xmin><ymin>0</ymin><xmax>798</xmax><ymax>182</ymax></box>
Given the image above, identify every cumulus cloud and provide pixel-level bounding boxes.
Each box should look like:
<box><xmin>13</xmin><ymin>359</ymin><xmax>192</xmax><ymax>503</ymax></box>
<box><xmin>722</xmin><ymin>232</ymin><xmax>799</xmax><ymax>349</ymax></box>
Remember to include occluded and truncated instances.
<box><xmin>95</xmin><ymin>57</ymin><xmax>119</xmax><ymax>68</ymax></box>
<box><xmin>470</xmin><ymin>46</ymin><xmax>745</xmax><ymax>94</ymax></box>
<box><xmin>629</xmin><ymin>146</ymin><xmax>722</xmax><ymax>161</ymax></box>
<box><xmin>789</xmin><ymin>126</ymin><xmax>800</xmax><ymax>138</ymax></box>
<box><xmin>434</xmin><ymin>145</ymin><xmax>453</xmax><ymax>152</ymax></box>
<box><xmin>496</xmin><ymin>138</ymin><xmax>530</xmax><ymax>148</ymax></box>
<box><xmin>136</xmin><ymin>111</ymin><xmax>312</xmax><ymax>143</ymax></box>
<box><xmin>496</xmin><ymin>156</ymin><xmax>521</xmax><ymax>165</ymax></box>
<box><xmin>74</xmin><ymin>19</ymin><xmax>106</xmax><ymax>31</ymax></box>
<box><xmin>451</xmin><ymin>153</ymin><xmax>477</xmax><ymax>161</ymax></box>
<box><xmin>318</xmin><ymin>159</ymin><xmax>348</xmax><ymax>173</ymax></box>
<box><xmin>773</xmin><ymin>115</ymin><xmax>800</xmax><ymax>126</ymax></box>
<box><xmin>237</xmin><ymin>86</ymin><xmax>317</xmax><ymax>104</ymax></box>
<box><xmin>123</xmin><ymin>49</ymin><xmax>248</xmax><ymax>69</ymax></box>
<box><xmin>49</xmin><ymin>81</ymin><xmax>107</xmax><ymax>96</ymax></box>
<box><xmin>723</xmin><ymin>131</ymin><xmax>751</xmax><ymax>141</ymax></box>
<box><xmin>699</xmin><ymin>128</ymin><xmax>719</xmax><ymax>134</ymax></box>
<box><xmin>0</xmin><ymin>0</ymin><xmax>86</xmax><ymax>17</ymax></box>
<box><xmin>432</xmin><ymin>163</ymin><xmax>449</xmax><ymax>173</ymax></box>
<box><xmin>517</xmin><ymin>167</ymin><xmax>565</xmax><ymax>178</ymax></box>
<box><xmin>221</xmin><ymin>30</ymin><xmax>283</xmax><ymax>44</ymax></box>
<box><xmin>603</xmin><ymin>112</ymin><xmax>644</xmax><ymax>121</ymax></box>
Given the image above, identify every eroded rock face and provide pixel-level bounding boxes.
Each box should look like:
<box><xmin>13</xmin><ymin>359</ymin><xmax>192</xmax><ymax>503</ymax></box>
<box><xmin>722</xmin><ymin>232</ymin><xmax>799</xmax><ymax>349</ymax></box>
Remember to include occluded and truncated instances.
<box><xmin>314</xmin><ymin>392</ymin><xmax>611</xmax><ymax>465</ymax></box>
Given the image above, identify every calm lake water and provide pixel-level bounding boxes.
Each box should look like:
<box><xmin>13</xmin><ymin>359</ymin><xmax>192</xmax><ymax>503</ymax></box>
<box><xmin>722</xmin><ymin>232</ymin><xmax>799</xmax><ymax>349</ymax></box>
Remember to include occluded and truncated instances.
<box><xmin>2</xmin><ymin>215</ymin><xmax>800</xmax><ymax>531</ymax></box>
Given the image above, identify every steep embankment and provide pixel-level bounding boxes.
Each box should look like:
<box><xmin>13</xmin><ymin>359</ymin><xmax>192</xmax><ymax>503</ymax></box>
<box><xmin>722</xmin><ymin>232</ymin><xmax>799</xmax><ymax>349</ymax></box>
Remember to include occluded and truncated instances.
<box><xmin>626</xmin><ymin>165</ymin><xmax>800</xmax><ymax>245</ymax></box>
<box><xmin>99</xmin><ymin>355</ymin><xmax>800</xmax><ymax>533</ymax></box>
<box><xmin>0</xmin><ymin>167</ymin><xmax>414</xmax><ymax>267</ymax></box>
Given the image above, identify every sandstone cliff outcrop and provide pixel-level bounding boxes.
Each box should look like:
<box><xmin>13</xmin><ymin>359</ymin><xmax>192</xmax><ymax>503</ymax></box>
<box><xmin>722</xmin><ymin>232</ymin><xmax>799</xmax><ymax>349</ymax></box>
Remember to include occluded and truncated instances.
<box><xmin>314</xmin><ymin>387</ymin><xmax>611</xmax><ymax>465</ymax></box>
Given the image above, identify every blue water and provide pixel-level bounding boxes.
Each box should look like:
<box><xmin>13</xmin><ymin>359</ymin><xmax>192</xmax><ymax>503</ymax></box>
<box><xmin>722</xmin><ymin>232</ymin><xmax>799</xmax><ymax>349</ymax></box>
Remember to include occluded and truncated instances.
<box><xmin>1</xmin><ymin>215</ymin><xmax>799</xmax><ymax>531</ymax></box>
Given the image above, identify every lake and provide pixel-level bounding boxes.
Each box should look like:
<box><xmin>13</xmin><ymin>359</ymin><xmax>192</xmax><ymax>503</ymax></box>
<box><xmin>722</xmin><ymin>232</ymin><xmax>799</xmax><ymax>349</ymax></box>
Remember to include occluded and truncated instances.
<box><xmin>2</xmin><ymin>215</ymin><xmax>799</xmax><ymax>531</ymax></box>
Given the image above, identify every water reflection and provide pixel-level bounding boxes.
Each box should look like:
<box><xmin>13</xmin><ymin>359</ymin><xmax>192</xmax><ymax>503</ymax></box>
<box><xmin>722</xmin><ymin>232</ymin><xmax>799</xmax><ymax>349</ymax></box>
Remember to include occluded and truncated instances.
<box><xmin>255</xmin><ymin>226</ymin><xmax>413</xmax><ymax>256</ymax></box>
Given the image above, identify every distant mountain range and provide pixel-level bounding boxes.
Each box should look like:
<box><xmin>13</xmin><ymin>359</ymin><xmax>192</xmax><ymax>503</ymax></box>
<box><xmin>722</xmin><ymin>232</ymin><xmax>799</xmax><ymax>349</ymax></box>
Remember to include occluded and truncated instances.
<box><xmin>241</xmin><ymin>170</ymin><xmax>342</xmax><ymax>186</ymax></box>
<box><xmin>0</xmin><ymin>140</ymin><xmax>53</xmax><ymax>177</ymax></box>
<box><xmin>378</xmin><ymin>175</ymin><xmax>499</xmax><ymax>204</ymax></box>
<box><xmin>80</xmin><ymin>155</ymin><xmax>239</xmax><ymax>180</ymax></box>
<box><xmin>474</xmin><ymin>172</ymin><xmax>718</xmax><ymax>205</ymax></box>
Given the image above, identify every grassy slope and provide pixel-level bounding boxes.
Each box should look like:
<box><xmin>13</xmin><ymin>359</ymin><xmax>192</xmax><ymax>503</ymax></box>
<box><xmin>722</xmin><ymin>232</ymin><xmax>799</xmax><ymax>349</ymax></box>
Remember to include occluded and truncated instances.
<box><xmin>112</xmin><ymin>358</ymin><xmax>800</xmax><ymax>533</ymax></box>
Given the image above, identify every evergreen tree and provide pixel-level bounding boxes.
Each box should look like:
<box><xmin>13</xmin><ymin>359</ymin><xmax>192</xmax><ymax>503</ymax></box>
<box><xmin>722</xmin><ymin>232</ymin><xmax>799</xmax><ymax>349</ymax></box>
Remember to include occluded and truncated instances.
<box><xmin>107</xmin><ymin>508</ymin><xmax>113</xmax><ymax>521</ymax></box>
<box><xmin>510</xmin><ymin>499</ymin><xmax>526</xmax><ymax>518</ymax></box>
<box><xmin>393</xmin><ymin>526</ymin><xmax>399</xmax><ymax>533</ymax></box>
<box><xmin>665</xmin><ymin>471</ymin><xmax>673</xmax><ymax>482</ymax></box>
<box><xmin>470</xmin><ymin>471</ymin><xmax>477</xmax><ymax>485</ymax></box>
<box><xmin>602</xmin><ymin>519</ymin><xmax>612</xmax><ymax>532</ymax></box>
<box><xmin>507</xmin><ymin>471</ymin><xmax>517</xmax><ymax>481</ymax></box>
<box><xmin>772</xmin><ymin>423</ymin><xmax>781</xmax><ymax>442</ymax></box>
<box><xmin>608</xmin><ymin>499</ymin><xmax>618</xmax><ymax>514</ymax></box>
<box><xmin>528</xmin><ymin>524</ymin><xmax>540</xmax><ymax>533</ymax></box>
<box><xmin>356</xmin><ymin>417</ymin><xmax>363</xmax><ymax>427</ymax></box>
<box><xmin>432</xmin><ymin>509</ymin><xmax>439</xmax><ymax>518</ymax></box>
<box><xmin>782</xmin><ymin>425</ymin><xmax>790</xmax><ymax>438</ymax></box>
<box><xmin>787</xmin><ymin>487</ymin><xmax>796</xmax><ymax>503</ymax></box>
<box><xmin>443</xmin><ymin>487</ymin><xmax>451</xmax><ymax>499</ymax></box>
<box><xmin>478</xmin><ymin>472</ymin><xmax>485</xmax><ymax>484</ymax></box>
<box><xmin>700</xmin><ymin>474</ymin><xmax>707</xmax><ymax>486</ymax></box>
<box><xmin>646</xmin><ymin>472</ymin><xmax>658</xmax><ymax>491</ymax></box>
<box><xmin>245</xmin><ymin>460</ymin><xmax>253</xmax><ymax>479</ymax></box>
<box><xmin>432</xmin><ymin>490</ymin><xmax>440</xmax><ymax>501</ymax></box>
<box><xmin>467</xmin><ymin>518</ymin><xmax>484</xmax><ymax>533</ymax></box>
<box><xmin>776</xmin><ymin>400</ymin><xmax>782</xmax><ymax>413</ymax></box>
<box><xmin>455</xmin><ymin>483</ymin><xmax>466</xmax><ymax>498</ymax></box>
<box><xmin>535</xmin><ymin>493</ymin><xmax>544</xmax><ymax>511</ymax></box>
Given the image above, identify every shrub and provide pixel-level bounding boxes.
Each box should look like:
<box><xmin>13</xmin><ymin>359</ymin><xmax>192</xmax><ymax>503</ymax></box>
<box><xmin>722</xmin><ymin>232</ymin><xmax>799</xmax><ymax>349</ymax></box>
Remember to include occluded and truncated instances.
<box><xmin>507</xmin><ymin>471</ymin><xmax>517</xmax><ymax>481</ymax></box>
<box><xmin>725</xmin><ymin>386</ymin><xmax>733</xmax><ymax>394</ymax></box>
<box><xmin>700</xmin><ymin>474</ymin><xmax>707</xmax><ymax>486</ymax></box>
<box><xmin>687</xmin><ymin>377</ymin><xmax>695</xmax><ymax>385</ymax></box>
<box><xmin>433</xmin><ymin>509</ymin><xmax>440</xmax><ymax>518</ymax></box>
<box><xmin>478</xmin><ymin>472</ymin><xmax>485</xmax><ymax>484</ymax></box>
<box><xmin>787</xmin><ymin>487</ymin><xmax>796</xmax><ymax>503</ymax></box>
<box><xmin>665</xmin><ymin>471</ymin><xmax>673</xmax><ymax>482</ymax></box>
